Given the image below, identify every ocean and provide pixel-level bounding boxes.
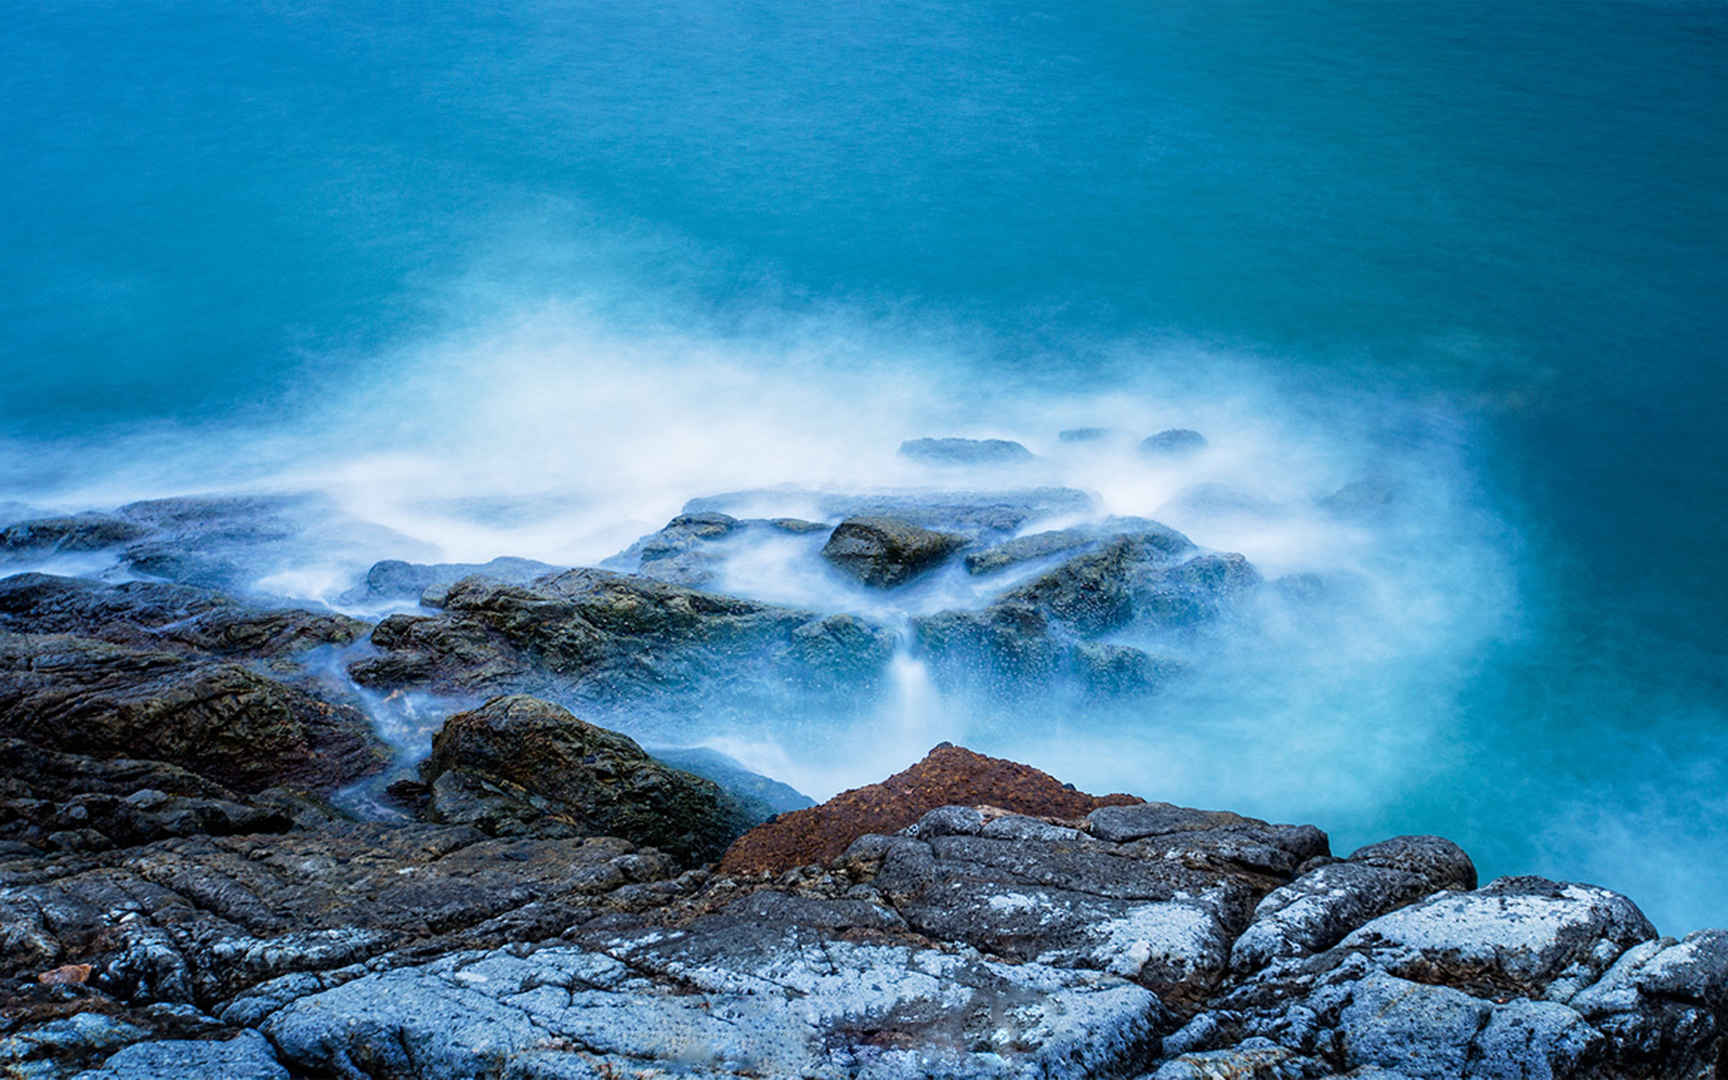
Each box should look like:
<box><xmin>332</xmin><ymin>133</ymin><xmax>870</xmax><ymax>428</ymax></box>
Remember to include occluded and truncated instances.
<box><xmin>3</xmin><ymin>0</ymin><xmax>1725</xmax><ymax>931</ymax></box>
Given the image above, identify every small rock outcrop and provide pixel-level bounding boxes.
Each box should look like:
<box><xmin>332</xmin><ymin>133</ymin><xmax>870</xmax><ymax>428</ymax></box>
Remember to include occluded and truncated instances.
<box><xmin>1140</xmin><ymin>428</ymin><xmax>1209</xmax><ymax>457</ymax></box>
<box><xmin>422</xmin><ymin>694</ymin><xmax>762</xmax><ymax>864</ymax></box>
<box><xmin>898</xmin><ymin>436</ymin><xmax>1036</xmax><ymax>466</ymax></box>
<box><xmin>717</xmin><ymin>743</ymin><xmax>1140</xmax><ymax>874</ymax></box>
<box><xmin>820</xmin><ymin>516</ymin><xmax>968</xmax><ymax>587</ymax></box>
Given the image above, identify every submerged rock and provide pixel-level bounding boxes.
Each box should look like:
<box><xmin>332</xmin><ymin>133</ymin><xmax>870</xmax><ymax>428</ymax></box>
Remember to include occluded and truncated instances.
<box><xmin>422</xmin><ymin>694</ymin><xmax>761</xmax><ymax>864</ymax></box>
<box><xmin>1140</xmin><ymin>428</ymin><xmax>1209</xmax><ymax>457</ymax></box>
<box><xmin>351</xmin><ymin>555</ymin><xmax>562</xmax><ymax>605</ymax></box>
<box><xmin>898</xmin><ymin>436</ymin><xmax>1036</xmax><ymax>465</ymax></box>
<box><xmin>820</xmin><ymin>516</ymin><xmax>968</xmax><ymax>587</ymax></box>
<box><xmin>0</xmin><ymin>514</ymin><xmax>152</xmax><ymax>555</ymax></box>
<box><xmin>684</xmin><ymin>486</ymin><xmax>1095</xmax><ymax>536</ymax></box>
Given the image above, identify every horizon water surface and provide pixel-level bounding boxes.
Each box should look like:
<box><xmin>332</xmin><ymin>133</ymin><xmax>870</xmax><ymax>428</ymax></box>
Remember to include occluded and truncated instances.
<box><xmin>4</xmin><ymin>0</ymin><xmax>1726</xmax><ymax>933</ymax></box>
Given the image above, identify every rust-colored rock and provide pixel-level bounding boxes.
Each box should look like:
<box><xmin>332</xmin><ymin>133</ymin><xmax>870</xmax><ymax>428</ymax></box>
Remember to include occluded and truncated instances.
<box><xmin>37</xmin><ymin>963</ymin><xmax>91</xmax><ymax>985</ymax></box>
<box><xmin>718</xmin><ymin>742</ymin><xmax>1140</xmax><ymax>875</ymax></box>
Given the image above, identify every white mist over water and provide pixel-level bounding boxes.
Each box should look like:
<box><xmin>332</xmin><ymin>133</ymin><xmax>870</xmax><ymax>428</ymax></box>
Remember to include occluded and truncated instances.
<box><xmin>1</xmin><ymin>299</ymin><xmax>1523</xmax><ymax>894</ymax></box>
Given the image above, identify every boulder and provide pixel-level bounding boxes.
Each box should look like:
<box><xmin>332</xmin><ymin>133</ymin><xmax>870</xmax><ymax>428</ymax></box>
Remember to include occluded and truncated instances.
<box><xmin>351</xmin><ymin>555</ymin><xmax>562</xmax><ymax>605</ymax></box>
<box><xmin>718</xmin><ymin>743</ymin><xmax>1139</xmax><ymax>875</ymax></box>
<box><xmin>820</xmin><ymin>516</ymin><xmax>968</xmax><ymax>587</ymax></box>
<box><xmin>1140</xmin><ymin>429</ymin><xmax>1209</xmax><ymax>457</ymax></box>
<box><xmin>0</xmin><ymin>514</ymin><xmax>152</xmax><ymax>555</ymax></box>
<box><xmin>0</xmin><ymin>632</ymin><xmax>386</xmax><ymax>795</ymax></box>
<box><xmin>423</xmin><ymin>694</ymin><xmax>761</xmax><ymax>864</ymax></box>
<box><xmin>1231</xmin><ymin>836</ymin><xmax>1477</xmax><ymax>972</ymax></box>
<box><xmin>898</xmin><ymin>436</ymin><xmax>1036</xmax><ymax>466</ymax></box>
<box><xmin>349</xmin><ymin>569</ymin><xmax>897</xmax><ymax>714</ymax></box>
<box><xmin>961</xmin><ymin>516</ymin><xmax>1180</xmax><ymax>576</ymax></box>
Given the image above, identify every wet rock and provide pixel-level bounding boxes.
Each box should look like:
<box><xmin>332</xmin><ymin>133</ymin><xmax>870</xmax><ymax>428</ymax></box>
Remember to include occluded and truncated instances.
<box><xmin>0</xmin><ymin>632</ymin><xmax>386</xmax><ymax>795</ymax></box>
<box><xmin>911</xmin><ymin>602</ymin><xmax>1064</xmax><ymax>692</ymax></box>
<box><xmin>1140</xmin><ymin>429</ymin><xmax>1209</xmax><ymax>457</ymax></box>
<box><xmin>1567</xmin><ymin>929</ymin><xmax>1728</xmax><ymax>1074</ymax></box>
<box><xmin>422</xmin><ymin>694</ymin><xmax>761</xmax><ymax>864</ymax></box>
<box><xmin>603</xmin><ymin>511</ymin><xmax>742</xmax><ymax>588</ymax></box>
<box><xmin>821</xmin><ymin>516</ymin><xmax>968</xmax><ymax>587</ymax></box>
<box><xmin>718</xmin><ymin>743</ymin><xmax>1139</xmax><ymax>875</ymax></box>
<box><xmin>0</xmin><ymin>515</ymin><xmax>153</xmax><ymax>555</ymax></box>
<box><xmin>1072</xmin><ymin>641</ymin><xmax>1190</xmax><ymax>695</ymax></box>
<box><xmin>997</xmin><ymin>528</ymin><xmax>1208</xmax><ymax>636</ymax></box>
<box><xmin>1058</xmin><ymin>426</ymin><xmax>1118</xmax><ymax>443</ymax></box>
<box><xmin>898</xmin><ymin>436</ymin><xmax>1036</xmax><ymax>465</ymax></box>
<box><xmin>350</xmin><ymin>569</ymin><xmax>896</xmax><ymax>712</ymax></box>
<box><xmin>961</xmin><ymin>516</ymin><xmax>1178</xmax><ymax>576</ymax></box>
<box><xmin>352</xmin><ymin>555</ymin><xmax>562</xmax><ymax>605</ymax></box>
<box><xmin>650</xmin><ymin>745</ymin><xmax>816</xmax><ymax>816</ymax></box>
<box><xmin>0</xmin><ymin>574</ymin><xmax>366</xmax><ymax>660</ymax></box>
<box><xmin>685</xmin><ymin>486</ymin><xmax>1096</xmax><ymax>536</ymax></box>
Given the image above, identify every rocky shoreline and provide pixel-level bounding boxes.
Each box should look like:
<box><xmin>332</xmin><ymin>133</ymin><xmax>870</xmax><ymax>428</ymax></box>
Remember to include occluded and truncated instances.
<box><xmin>1</xmin><ymin>480</ymin><xmax>1723</xmax><ymax>1078</ymax></box>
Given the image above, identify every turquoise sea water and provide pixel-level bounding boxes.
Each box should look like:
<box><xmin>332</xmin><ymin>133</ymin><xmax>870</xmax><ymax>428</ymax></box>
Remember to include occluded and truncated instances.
<box><xmin>4</xmin><ymin>0</ymin><xmax>1726</xmax><ymax>930</ymax></box>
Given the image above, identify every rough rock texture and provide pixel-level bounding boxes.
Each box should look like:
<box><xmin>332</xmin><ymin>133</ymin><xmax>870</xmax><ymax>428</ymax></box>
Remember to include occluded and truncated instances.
<box><xmin>0</xmin><ymin>632</ymin><xmax>385</xmax><ymax>795</ymax></box>
<box><xmin>718</xmin><ymin>744</ymin><xmax>1140</xmax><ymax>875</ymax></box>
<box><xmin>2</xmin><ymin>735</ymin><xmax>1722</xmax><ymax>1079</ymax></box>
<box><xmin>898</xmin><ymin>436</ymin><xmax>1037</xmax><ymax>466</ymax></box>
<box><xmin>821</xmin><ymin>516</ymin><xmax>969</xmax><ymax>587</ymax></box>
<box><xmin>422</xmin><ymin>694</ymin><xmax>763</xmax><ymax>863</ymax></box>
<box><xmin>349</xmin><ymin>567</ymin><xmax>898</xmax><ymax>714</ymax></box>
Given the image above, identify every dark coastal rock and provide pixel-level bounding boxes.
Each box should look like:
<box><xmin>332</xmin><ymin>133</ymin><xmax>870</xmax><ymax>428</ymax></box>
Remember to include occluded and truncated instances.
<box><xmin>898</xmin><ymin>436</ymin><xmax>1036</xmax><ymax>466</ymax></box>
<box><xmin>961</xmin><ymin>516</ymin><xmax>1175</xmax><ymax>576</ymax></box>
<box><xmin>0</xmin><ymin>824</ymin><xmax>685</xmax><ymax>1014</ymax></box>
<box><xmin>912</xmin><ymin>602</ymin><xmax>1064</xmax><ymax>691</ymax></box>
<box><xmin>996</xmin><ymin>529</ymin><xmax>1214</xmax><ymax>636</ymax></box>
<box><xmin>1071</xmin><ymin>641</ymin><xmax>1190</xmax><ymax>695</ymax></box>
<box><xmin>603</xmin><ymin>511</ymin><xmax>741</xmax><ymax>588</ymax></box>
<box><xmin>0</xmin><ymin>574</ymin><xmax>367</xmax><ymax>661</ymax></box>
<box><xmin>717</xmin><ymin>743</ymin><xmax>1139</xmax><ymax>875</ymax></box>
<box><xmin>422</xmin><ymin>694</ymin><xmax>761</xmax><ymax>863</ymax></box>
<box><xmin>350</xmin><ymin>568</ymin><xmax>897</xmax><ymax>710</ymax></box>
<box><xmin>648</xmin><ymin>745</ymin><xmax>816</xmax><ymax>816</ymax></box>
<box><xmin>0</xmin><ymin>632</ymin><xmax>386</xmax><ymax>795</ymax></box>
<box><xmin>684</xmin><ymin>486</ymin><xmax>1096</xmax><ymax>536</ymax></box>
<box><xmin>1058</xmin><ymin>426</ymin><xmax>1119</xmax><ymax>442</ymax></box>
<box><xmin>820</xmin><ymin>516</ymin><xmax>968</xmax><ymax>587</ymax></box>
<box><xmin>1</xmin><ymin>738</ymin><xmax>1720</xmax><ymax>1080</ymax></box>
<box><xmin>351</xmin><ymin>555</ymin><xmax>562</xmax><ymax>605</ymax></box>
<box><xmin>0</xmin><ymin>515</ymin><xmax>153</xmax><ymax>555</ymax></box>
<box><xmin>1140</xmin><ymin>428</ymin><xmax>1209</xmax><ymax>457</ymax></box>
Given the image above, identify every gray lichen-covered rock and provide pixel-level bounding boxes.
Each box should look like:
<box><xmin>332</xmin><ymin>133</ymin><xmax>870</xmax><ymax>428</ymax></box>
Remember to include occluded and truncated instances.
<box><xmin>1231</xmin><ymin>836</ymin><xmax>1476</xmax><ymax>972</ymax></box>
<box><xmin>821</xmin><ymin>516</ymin><xmax>969</xmax><ymax>587</ymax></box>
<box><xmin>70</xmin><ymin>1030</ymin><xmax>287</xmax><ymax>1080</ymax></box>
<box><xmin>264</xmin><ymin>913</ymin><xmax>1159</xmax><ymax>1080</ymax></box>
<box><xmin>1334</xmin><ymin>876</ymin><xmax>1657</xmax><ymax>999</ymax></box>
